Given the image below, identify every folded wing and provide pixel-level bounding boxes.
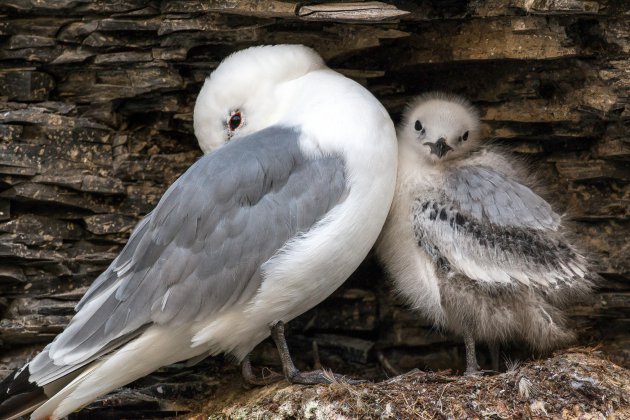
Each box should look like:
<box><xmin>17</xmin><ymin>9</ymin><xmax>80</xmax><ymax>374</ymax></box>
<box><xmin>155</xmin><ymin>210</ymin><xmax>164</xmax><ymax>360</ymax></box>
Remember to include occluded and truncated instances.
<box><xmin>412</xmin><ymin>165</ymin><xmax>586</xmax><ymax>288</ymax></box>
<box><xmin>31</xmin><ymin>125</ymin><xmax>347</xmax><ymax>385</ymax></box>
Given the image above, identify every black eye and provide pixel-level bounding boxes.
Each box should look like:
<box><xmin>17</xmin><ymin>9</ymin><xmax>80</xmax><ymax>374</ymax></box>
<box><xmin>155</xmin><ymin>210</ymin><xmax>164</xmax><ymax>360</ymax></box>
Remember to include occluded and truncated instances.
<box><xmin>228</xmin><ymin>112</ymin><xmax>242</xmax><ymax>131</ymax></box>
<box><xmin>462</xmin><ymin>131</ymin><xmax>469</xmax><ymax>141</ymax></box>
<box><xmin>414</xmin><ymin>120</ymin><xmax>423</xmax><ymax>131</ymax></box>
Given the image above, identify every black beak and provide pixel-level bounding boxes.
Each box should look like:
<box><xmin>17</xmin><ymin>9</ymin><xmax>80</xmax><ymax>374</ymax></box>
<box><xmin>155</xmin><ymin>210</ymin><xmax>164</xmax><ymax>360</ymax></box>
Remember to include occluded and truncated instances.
<box><xmin>423</xmin><ymin>138</ymin><xmax>453</xmax><ymax>158</ymax></box>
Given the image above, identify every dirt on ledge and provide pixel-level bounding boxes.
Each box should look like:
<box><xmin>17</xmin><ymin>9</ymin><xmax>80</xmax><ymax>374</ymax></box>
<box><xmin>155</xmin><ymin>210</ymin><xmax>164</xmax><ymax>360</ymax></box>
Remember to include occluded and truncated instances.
<box><xmin>194</xmin><ymin>349</ymin><xmax>629</xmax><ymax>419</ymax></box>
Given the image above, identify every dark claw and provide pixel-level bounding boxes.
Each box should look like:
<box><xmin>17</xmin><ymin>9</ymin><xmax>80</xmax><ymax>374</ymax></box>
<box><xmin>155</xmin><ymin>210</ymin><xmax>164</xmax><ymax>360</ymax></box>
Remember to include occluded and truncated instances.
<box><xmin>465</xmin><ymin>369</ymin><xmax>494</xmax><ymax>377</ymax></box>
<box><xmin>270</xmin><ymin>321</ymin><xmax>364</xmax><ymax>386</ymax></box>
<box><xmin>464</xmin><ymin>369</ymin><xmax>483</xmax><ymax>377</ymax></box>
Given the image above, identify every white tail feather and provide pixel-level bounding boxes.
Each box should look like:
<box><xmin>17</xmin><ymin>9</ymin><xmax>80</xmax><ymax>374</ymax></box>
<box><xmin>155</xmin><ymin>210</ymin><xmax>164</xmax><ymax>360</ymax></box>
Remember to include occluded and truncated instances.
<box><xmin>31</xmin><ymin>326</ymin><xmax>201</xmax><ymax>420</ymax></box>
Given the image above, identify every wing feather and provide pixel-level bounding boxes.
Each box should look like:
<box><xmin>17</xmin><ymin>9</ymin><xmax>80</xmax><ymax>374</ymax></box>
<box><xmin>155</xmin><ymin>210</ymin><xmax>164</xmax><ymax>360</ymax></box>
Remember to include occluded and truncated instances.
<box><xmin>450</xmin><ymin>166</ymin><xmax>560</xmax><ymax>230</ymax></box>
<box><xmin>413</xmin><ymin>165</ymin><xmax>587</xmax><ymax>290</ymax></box>
<box><xmin>37</xmin><ymin>126</ymin><xmax>346</xmax><ymax>383</ymax></box>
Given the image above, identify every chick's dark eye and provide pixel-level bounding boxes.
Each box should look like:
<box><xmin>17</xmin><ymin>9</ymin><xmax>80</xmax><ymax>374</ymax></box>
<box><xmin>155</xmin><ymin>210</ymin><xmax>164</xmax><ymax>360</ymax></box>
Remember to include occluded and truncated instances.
<box><xmin>462</xmin><ymin>131</ymin><xmax>469</xmax><ymax>141</ymax></box>
<box><xmin>228</xmin><ymin>112</ymin><xmax>242</xmax><ymax>131</ymax></box>
<box><xmin>414</xmin><ymin>120</ymin><xmax>423</xmax><ymax>131</ymax></box>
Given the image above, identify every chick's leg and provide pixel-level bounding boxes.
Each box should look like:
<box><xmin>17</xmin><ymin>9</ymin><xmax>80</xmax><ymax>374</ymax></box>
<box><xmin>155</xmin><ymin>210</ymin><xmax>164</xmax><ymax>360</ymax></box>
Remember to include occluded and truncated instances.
<box><xmin>463</xmin><ymin>329</ymin><xmax>481</xmax><ymax>376</ymax></box>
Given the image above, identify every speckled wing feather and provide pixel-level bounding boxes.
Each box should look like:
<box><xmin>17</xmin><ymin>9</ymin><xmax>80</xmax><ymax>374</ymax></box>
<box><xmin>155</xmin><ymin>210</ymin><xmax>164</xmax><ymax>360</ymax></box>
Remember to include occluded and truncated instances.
<box><xmin>412</xmin><ymin>165</ymin><xmax>587</xmax><ymax>288</ymax></box>
<box><xmin>31</xmin><ymin>126</ymin><xmax>347</xmax><ymax>385</ymax></box>
<box><xmin>450</xmin><ymin>166</ymin><xmax>560</xmax><ymax>230</ymax></box>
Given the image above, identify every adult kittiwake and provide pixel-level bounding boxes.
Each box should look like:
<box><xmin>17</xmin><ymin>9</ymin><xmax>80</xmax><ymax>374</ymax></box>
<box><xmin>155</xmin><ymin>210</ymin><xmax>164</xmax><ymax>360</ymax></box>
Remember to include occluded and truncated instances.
<box><xmin>0</xmin><ymin>44</ymin><xmax>398</xmax><ymax>419</ymax></box>
<box><xmin>376</xmin><ymin>92</ymin><xmax>592</xmax><ymax>375</ymax></box>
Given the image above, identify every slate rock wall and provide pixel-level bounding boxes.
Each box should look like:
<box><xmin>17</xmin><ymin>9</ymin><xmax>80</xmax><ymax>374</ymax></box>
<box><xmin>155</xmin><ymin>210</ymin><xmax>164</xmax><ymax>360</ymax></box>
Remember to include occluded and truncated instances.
<box><xmin>0</xmin><ymin>0</ymin><xmax>628</xmax><ymax>406</ymax></box>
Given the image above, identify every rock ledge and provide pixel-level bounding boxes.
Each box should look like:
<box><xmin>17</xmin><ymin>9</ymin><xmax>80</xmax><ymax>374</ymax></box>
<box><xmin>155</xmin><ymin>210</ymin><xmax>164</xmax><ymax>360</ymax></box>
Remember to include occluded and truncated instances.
<box><xmin>199</xmin><ymin>349</ymin><xmax>629</xmax><ymax>419</ymax></box>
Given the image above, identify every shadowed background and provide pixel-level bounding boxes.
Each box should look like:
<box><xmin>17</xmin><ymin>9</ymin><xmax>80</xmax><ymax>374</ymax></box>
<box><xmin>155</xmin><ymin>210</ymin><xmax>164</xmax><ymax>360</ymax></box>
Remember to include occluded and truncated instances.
<box><xmin>0</xmin><ymin>0</ymin><xmax>628</xmax><ymax>417</ymax></box>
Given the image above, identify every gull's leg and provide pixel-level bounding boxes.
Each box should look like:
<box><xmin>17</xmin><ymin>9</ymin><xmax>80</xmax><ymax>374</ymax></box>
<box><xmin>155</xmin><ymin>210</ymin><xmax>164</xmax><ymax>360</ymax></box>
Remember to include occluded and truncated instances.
<box><xmin>240</xmin><ymin>353</ymin><xmax>284</xmax><ymax>386</ymax></box>
<box><xmin>270</xmin><ymin>321</ymin><xmax>362</xmax><ymax>385</ymax></box>
<box><xmin>489</xmin><ymin>342</ymin><xmax>500</xmax><ymax>373</ymax></box>
<box><xmin>377</xmin><ymin>350</ymin><xmax>401</xmax><ymax>377</ymax></box>
<box><xmin>463</xmin><ymin>329</ymin><xmax>481</xmax><ymax>376</ymax></box>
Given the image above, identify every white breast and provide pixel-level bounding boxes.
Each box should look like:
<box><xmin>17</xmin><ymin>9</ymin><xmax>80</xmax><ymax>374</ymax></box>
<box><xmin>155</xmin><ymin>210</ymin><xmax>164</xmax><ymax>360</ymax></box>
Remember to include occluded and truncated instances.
<box><xmin>191</xmin><ymin>70</ymin><xmax>398</xmax><ymax>359</ymax></box>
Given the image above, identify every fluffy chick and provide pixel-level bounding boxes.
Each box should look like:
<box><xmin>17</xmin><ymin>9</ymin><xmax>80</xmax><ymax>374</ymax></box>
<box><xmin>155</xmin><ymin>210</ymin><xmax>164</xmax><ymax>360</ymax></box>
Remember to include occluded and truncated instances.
<box><xmin>376</xmin><ymin>92</ymin><xmax>593</xmax><ymax>375</ymax></box>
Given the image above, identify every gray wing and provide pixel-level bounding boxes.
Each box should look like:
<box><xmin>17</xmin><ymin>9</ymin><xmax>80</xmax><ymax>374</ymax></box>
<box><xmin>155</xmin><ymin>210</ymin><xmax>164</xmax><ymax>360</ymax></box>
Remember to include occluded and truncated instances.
<box><xmin>412</xmin><ymin>165</ymin><xmax>587</xmax><ymax>288</ymax></box>
<box><xmin>449</xmin><ymin>166</ymin><xmax>560</xmax><ymax>230</ymax></box>
<box><xmin>35</xmin><ymin>126</ymin><xmax>346</xmax><ymax>382</ymax></box>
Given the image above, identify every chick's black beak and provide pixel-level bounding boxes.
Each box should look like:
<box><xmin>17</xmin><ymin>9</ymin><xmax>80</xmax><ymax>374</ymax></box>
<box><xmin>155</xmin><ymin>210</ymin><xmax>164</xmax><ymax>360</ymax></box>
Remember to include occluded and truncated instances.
<box><xmin>423</xmin><ymin>137</ymin><xmax>453</xmax><ymax>158</ymax></box>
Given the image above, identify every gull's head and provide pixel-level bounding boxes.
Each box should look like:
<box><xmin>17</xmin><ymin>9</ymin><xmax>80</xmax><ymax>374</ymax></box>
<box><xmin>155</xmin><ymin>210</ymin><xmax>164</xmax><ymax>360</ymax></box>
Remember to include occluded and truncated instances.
<box><xmin>193</xmin><ymin>44</ymin><xmax>326</xmax><ymax>153</ymax></box>
<box><xmin>399</xmin><ymin>92</ymin><xmax>480</xmax><ymax>164</ymax></box>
